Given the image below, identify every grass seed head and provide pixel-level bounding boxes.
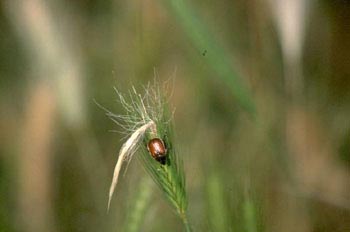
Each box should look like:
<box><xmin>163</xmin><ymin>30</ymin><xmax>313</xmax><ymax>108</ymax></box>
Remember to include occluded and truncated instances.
<box><xmin>106</xmin><ymin>81</ymin><xmax>168</xmax><ymax>211</ymax></box>
<box><xmin>104</xmin><ymin>80</ymin><xmax>189</xmax><ymax>231</ymax></box>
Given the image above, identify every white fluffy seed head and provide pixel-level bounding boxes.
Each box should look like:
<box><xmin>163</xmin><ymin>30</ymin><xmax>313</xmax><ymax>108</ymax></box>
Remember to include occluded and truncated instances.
<box><xmin>105</xmin><ymin>81</ymin><xmax>172</xmax><ymax>212</ymax></box>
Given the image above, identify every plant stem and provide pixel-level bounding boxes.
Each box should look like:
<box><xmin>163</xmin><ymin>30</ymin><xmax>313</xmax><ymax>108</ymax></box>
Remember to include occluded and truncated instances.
<box><xmin>180</xmin><ymin>211</ymin><xmax>192</xmax><ymax>232</ymax></box>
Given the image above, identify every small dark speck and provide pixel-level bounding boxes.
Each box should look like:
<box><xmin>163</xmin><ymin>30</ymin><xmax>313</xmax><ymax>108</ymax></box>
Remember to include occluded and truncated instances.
<box><xmin>202</xmin><ymin>50</ymin><xmax>207</xmax><ymax>56</ymax></box>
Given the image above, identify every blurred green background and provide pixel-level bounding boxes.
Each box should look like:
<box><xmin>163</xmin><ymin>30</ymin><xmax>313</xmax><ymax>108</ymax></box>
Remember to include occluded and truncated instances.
<box><xmin>0</xmin><ymin>0</ymin><xmax>349</xmax><ymax>231</ymax></box>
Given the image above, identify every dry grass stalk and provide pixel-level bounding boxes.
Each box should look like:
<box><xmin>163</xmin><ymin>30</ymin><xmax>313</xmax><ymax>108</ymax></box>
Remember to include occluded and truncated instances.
<box><xmin>107</xmin><ymin>120</ymin><xmax>155</xmax><ymax>211</ymax></box>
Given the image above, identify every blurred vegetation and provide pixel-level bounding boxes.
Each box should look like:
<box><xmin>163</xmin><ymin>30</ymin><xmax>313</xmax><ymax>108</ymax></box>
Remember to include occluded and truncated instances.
<box><xmin>0</xmin><ymin>0</ymin><xmax>349</xmax><ymax>231</ymax></box>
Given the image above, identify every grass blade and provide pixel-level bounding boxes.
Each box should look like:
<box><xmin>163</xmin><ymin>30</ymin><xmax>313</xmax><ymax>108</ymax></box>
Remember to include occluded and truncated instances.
<box><xmin>160</xmin><ymin>0</ymin><xmax>255</xmax><ymax>114</ymax></box>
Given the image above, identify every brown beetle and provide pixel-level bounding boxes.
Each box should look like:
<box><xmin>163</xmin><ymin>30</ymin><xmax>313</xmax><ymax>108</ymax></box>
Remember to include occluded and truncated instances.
<box><xmin>147</xmin><ymin>138</ymin><xmax>167</xmax><ymax>164</ymax></box>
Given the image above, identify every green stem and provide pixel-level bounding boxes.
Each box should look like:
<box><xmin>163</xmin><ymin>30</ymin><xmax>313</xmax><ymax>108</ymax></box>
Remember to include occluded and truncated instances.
<box><xmin>180</xmin><ymin>211</ymin><xmax>192</xmax><ymax>232</ymax></box>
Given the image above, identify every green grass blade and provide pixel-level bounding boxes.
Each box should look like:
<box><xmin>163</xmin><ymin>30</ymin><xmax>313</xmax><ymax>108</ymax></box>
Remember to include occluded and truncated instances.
<box><xmin>207</xmin><ymin>173</ymin><xmax>230</xmax><ymax>232</ymax></box>
<box><xmin>160</xmin><ymin>0</ymin><xmax>256</xmax><ymax>114</ymax></box>
<box><xmin>124</xmin><ymin>177</ymin><xmax>153</xmax><ymax>232</ymax></box>
<box><xmin>243</xmin><ymin>197</ymin><xmax>258</xmax><ymax>232</ymax></box>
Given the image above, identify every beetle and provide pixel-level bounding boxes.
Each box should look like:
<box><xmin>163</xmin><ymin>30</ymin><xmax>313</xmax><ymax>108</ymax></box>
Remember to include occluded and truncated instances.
<box><xmin>147</xmin><ymin>138</ymin><xmax>167</xmax><ymax>164</ymax></box>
